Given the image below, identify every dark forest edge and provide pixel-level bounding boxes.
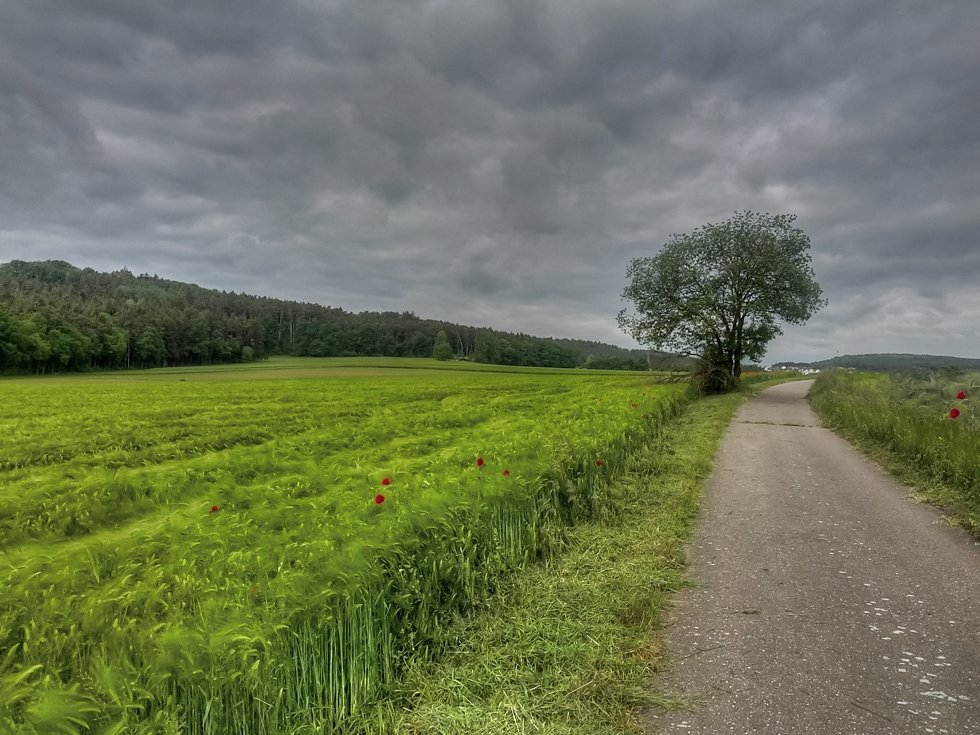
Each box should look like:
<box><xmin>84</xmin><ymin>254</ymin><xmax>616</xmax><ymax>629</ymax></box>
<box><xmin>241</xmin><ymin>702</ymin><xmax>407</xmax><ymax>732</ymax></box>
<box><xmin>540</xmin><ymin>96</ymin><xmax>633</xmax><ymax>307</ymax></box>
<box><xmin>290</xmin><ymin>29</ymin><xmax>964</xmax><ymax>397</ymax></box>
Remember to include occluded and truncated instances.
<box><xmin>0</xmin><ymin>260</ymin><xmax>692</xmax><ymax>375</ymax></box>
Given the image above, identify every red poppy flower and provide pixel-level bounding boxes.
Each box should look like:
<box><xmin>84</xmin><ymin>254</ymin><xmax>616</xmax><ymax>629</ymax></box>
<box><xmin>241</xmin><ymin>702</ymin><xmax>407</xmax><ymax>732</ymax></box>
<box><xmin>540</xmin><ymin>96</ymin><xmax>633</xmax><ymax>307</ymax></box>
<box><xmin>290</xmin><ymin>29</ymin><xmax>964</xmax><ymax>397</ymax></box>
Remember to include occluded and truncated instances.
<box><xmin>210</xmin><ymin>505</ymin><xmax>220</xmax><ymax>513</ymax></box>
<box><xmin>956</xmin><ymin>391</ymin><xmax>967</xmax><ymax>400</ymax></box>
<box><xmin>374</xmin><ymin>494</ymin><xmax>385</xmax><ymax>504</ymax></box>
<box><xmin>595</xmin><ymin>459</ymin><xmax>604</xmax><ymax>467</ymax></box>
<box><xmin>502</xmin><ymin>468</ymin><xmax>511</xmax><ymax>477</ymax></box>
<box><xmin>381</xmin><ymin>476</ymin><xmax>391</xmax><ymax>486</ymax></box>
<box><xmin>476</xmin><ymin>457</ymin><xmax>485</xmax><ymax>467</ymax></box>
<box><xmin>949</xmin><ymin>408</ymin><xmax>960</xmax><ymax>419</ymax></box>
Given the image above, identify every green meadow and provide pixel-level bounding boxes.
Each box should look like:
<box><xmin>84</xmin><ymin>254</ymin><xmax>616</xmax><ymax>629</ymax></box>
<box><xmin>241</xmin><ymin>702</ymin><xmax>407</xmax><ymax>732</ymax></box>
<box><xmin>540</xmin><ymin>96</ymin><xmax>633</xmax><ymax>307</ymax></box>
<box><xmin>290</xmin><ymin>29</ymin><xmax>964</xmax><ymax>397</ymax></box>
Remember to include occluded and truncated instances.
<box><xmin>0</xmin><ymin>358</ymin><xmax>686</xmax><ymax>733</ymax></box>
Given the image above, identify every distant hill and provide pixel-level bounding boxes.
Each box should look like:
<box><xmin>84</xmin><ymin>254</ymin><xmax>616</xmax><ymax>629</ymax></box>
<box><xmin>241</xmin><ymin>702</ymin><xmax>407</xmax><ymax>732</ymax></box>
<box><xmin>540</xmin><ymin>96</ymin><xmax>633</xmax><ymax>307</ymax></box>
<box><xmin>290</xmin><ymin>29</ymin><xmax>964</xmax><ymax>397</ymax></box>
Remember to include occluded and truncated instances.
<box><xmin>778</xmin><ymin>353</ymin><xmax>980</xmax><ymax>373</ymax></box>
<box><xmin>0</xmin><ymin>260</ymin><xmax>687</xmax><ymax>374</ymax></box>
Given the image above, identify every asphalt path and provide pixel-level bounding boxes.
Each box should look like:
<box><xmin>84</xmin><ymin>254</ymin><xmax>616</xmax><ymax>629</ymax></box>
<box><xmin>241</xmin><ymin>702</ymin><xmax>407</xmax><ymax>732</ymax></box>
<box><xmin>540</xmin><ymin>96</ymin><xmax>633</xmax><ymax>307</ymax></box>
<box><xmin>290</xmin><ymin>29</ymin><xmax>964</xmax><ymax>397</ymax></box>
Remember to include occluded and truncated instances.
<box><xmin>646</xmin><ymin>380</ymin><xmax>980</xmax><ymax>734</ymax></box>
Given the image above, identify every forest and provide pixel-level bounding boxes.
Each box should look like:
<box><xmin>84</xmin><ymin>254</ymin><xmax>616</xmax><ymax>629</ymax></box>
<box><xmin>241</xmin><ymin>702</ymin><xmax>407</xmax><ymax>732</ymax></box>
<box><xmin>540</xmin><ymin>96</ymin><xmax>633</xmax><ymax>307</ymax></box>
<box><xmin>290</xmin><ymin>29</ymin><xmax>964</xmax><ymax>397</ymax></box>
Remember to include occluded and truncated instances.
<box><xmin>0</xmin><ymin>260</ymin><xmax>683</xmax><ymax>374</ymax></box>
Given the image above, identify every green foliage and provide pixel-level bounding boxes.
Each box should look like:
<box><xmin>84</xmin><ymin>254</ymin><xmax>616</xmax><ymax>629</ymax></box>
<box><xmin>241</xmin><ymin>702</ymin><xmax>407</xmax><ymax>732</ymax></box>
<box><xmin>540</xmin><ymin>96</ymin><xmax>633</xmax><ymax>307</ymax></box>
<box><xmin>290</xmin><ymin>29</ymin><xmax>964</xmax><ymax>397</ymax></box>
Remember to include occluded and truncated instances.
<box><xmin>0</xmin><ymin>362</ymin><xmax>686</xmax><ymax>733</ymax></box>
<box><xmin>689</xmin><ymin>344</ymin><xmax>738</xmax><ymax>395</ymax></box>
<box><xmin>0</xmin><ymin>261</ymin><xmax>653</xmax><ymax>374</ymax></box>
<box><xmin>619</xmin><ymin>211</ymin><xmax>825</xmax><ymax>389</ymax></box>
<box><xmin>432</xmin><ymin>330</ymin><xmax>453</xmax><ymax>361</ymax></box>
<box><xmin>135</xmin><ymin>325</ymin><xmax>167</xmax><ymax>367</ymax></box>
<box><xmin>811</xmin><ymin>370</ymin><xmax>980</xmax><ymax>534</ymax></box>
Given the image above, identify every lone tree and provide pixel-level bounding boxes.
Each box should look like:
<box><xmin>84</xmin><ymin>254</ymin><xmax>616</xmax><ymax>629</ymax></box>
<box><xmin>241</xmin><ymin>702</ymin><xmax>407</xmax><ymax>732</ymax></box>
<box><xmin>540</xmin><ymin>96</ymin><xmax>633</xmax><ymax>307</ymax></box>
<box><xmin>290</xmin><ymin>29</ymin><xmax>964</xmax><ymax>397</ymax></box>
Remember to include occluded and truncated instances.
<box><xmin>618</xmin><ymin>211</ymin><xmax>825</xmax><ymax>393</ymax></box>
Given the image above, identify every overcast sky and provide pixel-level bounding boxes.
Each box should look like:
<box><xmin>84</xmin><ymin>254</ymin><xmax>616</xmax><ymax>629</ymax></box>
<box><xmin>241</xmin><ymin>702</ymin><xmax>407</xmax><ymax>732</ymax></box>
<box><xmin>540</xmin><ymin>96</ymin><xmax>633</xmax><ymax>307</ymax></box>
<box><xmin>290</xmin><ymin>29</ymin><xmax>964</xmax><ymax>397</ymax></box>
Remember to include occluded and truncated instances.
<box><xmin>2</xmin><ymin>1</ymin><xmax>978</xmax><ymax>362</ymax></box>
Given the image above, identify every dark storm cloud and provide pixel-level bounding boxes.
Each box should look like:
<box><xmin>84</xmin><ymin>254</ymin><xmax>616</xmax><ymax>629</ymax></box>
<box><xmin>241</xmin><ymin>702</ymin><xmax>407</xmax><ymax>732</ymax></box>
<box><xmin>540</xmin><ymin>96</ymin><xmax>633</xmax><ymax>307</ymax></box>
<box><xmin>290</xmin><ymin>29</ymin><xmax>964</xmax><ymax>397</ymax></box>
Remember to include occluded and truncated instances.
<box><xmin>2</xmin><ymin>0</ymin><xmax>978</xmax><ymax>361</ymax></box>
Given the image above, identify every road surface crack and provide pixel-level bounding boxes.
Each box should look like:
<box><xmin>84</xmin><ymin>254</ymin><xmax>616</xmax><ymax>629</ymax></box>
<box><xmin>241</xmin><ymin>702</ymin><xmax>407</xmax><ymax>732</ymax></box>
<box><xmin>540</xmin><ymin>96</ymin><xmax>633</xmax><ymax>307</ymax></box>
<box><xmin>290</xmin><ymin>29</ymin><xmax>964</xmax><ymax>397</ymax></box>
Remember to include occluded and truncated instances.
<box><xmin>736</xmin><ymin>420</ymin><xmax>818</xmax><ymax>427</ymax></box>
<box><xmin>850</xmin><ymin>700</ymin><xmax>894</xmax><ymax>723</ymax></box>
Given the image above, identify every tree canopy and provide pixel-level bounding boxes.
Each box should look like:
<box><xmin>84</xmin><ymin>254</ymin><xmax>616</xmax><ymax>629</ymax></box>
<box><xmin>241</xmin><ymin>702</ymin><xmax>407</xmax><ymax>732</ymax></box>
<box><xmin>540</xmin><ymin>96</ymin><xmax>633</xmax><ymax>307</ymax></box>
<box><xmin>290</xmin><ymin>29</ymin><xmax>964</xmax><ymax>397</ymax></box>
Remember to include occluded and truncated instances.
<box><xmin>618</xmin><ymin>211</ymin><xmax>825</xmax><ymax>391</ymax></box>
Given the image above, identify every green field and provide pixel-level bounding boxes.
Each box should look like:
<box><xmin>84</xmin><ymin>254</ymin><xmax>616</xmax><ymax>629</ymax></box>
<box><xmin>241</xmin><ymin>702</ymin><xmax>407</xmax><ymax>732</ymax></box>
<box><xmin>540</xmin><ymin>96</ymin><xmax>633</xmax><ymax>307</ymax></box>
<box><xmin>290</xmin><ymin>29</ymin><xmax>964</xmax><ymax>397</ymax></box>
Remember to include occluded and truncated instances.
<box><xmin>810</xmin><ymin>369</ymin><xmax>980</xmax><ymax>534</ymax></box>
<box><xmin>1</xmin><ymin>358</ymin><xmax>686</xmax><ymax>733</ymax></box>
<box><xmin>9</xmin><ymin>356</ymin><xmax>683</xmax><ymax>382</ymax></box>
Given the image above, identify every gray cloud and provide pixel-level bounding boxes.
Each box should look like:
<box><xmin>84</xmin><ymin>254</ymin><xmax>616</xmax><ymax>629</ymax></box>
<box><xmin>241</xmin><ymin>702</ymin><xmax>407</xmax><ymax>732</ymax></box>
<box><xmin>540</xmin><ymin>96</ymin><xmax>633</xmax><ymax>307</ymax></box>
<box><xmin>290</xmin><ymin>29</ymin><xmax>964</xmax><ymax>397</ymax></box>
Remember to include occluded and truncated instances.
<box><xmin>1</xmin><ymin>0</ymin><xmax>978</xmax><ymax>361</ymax></box>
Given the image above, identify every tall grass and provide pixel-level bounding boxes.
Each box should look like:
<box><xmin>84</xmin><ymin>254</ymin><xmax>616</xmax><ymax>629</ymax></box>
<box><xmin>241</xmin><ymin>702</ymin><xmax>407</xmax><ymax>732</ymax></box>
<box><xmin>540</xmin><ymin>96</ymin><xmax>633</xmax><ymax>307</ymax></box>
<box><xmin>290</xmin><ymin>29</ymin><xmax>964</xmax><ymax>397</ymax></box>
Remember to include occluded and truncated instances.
<box><xmin>810</xmin><ymin>369</ymin><xmax>980</xmax><ymax>533</ymax></box>
<box><xmin>377</xmin><ymin>390</ymin><xmax>750</xmax><ymax>735</ymax></box>
<box><xmin>1</xmin><ymin>368</ymin><xmax>687</xmax><ymax>733</ymax></box>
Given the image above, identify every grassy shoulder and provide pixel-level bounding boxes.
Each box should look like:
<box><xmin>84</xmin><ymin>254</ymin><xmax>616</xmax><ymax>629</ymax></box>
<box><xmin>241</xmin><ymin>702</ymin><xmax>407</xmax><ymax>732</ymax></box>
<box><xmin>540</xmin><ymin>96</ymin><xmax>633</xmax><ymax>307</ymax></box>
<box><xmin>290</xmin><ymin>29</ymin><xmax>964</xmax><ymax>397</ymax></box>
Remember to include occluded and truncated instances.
<box><xmin>368</xmin><ymin>388</ymin><xmax>753</xmax><ymax>734</ymax></box>
<box><xmin>810</xmin><ymin>370</ymin><xmax>980</xmax><ymax>537</ymax></box>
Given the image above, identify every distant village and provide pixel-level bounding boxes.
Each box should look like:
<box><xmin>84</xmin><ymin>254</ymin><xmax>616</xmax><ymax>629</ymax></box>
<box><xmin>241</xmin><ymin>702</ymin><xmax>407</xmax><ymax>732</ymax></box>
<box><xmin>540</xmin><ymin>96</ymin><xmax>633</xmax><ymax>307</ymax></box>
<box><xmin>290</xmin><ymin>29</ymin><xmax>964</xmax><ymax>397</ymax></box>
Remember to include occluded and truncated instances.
<box><xmin>769</xmin><ymin>365</ymin><xmax>822</xmax><ymax>375</ymax></box>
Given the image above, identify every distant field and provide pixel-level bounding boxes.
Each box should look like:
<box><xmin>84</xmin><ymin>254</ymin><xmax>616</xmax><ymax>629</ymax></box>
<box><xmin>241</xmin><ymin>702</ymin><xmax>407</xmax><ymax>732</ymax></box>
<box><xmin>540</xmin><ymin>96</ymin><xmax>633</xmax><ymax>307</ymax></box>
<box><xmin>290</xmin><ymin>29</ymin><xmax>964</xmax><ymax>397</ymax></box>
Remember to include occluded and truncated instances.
<box><xmin>1</xmin><ymin>355</ymin><xmax>679</xmax><ymax>382</ymax></box>
<box><xmin>0</xmin><ymin>357</ymin><xmax>685</xmax><ymax>733</ymax></box>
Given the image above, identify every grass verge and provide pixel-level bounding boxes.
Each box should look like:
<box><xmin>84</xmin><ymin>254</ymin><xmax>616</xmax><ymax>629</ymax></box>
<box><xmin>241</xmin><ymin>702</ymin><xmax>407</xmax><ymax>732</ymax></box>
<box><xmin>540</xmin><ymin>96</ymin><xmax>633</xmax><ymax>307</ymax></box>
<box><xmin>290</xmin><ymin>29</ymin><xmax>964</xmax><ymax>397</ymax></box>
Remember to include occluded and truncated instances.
<box><xmin>810</xmin><ymin>371</ymin><xmax>980</xmax><ymax>538</ymax></box>
<box><xmin>368</xmin><ymin>389</ymin><xmax>752</xmax><ymax>734</ymax></box>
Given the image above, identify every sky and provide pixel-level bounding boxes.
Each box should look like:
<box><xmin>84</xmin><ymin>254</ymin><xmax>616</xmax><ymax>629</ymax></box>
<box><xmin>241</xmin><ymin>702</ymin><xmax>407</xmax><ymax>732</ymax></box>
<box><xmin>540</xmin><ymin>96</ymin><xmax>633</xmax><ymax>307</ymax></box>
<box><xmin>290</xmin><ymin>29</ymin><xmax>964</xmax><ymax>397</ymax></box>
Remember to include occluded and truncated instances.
<box><xmin>1</xmin><ymin>0</ymin><xmax>978</xmax><ymax>363</ymax></box>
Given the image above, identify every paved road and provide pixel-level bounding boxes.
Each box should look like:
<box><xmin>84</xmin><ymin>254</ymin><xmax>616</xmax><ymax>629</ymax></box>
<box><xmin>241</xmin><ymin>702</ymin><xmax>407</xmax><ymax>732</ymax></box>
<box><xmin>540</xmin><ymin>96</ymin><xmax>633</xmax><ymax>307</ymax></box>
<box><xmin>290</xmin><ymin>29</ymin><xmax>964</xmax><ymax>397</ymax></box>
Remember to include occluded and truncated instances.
<box><xmin>646</xmin><ymin>380</ymin><xmax>980</xmax><ymax>734</ymax></box>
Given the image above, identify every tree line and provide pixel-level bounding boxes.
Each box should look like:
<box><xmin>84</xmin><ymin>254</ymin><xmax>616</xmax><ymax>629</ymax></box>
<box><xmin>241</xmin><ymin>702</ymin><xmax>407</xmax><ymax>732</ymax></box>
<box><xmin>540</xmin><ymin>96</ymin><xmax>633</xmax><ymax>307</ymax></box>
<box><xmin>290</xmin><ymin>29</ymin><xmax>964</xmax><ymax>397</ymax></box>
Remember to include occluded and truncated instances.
<box><xmin>801</xmin><ymin>354</ymin><xmax>980</xmax><ymax>373</ymax></box>
<box><xmin>0</xmin><ymin>260</ymin><xmax>675</xmax><ymax>374</ymax></box>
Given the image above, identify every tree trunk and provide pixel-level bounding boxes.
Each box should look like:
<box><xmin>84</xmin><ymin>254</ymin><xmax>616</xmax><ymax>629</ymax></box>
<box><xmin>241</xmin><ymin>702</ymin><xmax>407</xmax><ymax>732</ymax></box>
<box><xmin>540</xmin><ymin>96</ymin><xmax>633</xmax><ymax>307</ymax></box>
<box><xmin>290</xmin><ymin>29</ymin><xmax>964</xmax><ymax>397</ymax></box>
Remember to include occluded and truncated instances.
<box><xmin>732</xmin><ymin>312</ymin><xmax>745</xmax><ymax>381</ymax></box>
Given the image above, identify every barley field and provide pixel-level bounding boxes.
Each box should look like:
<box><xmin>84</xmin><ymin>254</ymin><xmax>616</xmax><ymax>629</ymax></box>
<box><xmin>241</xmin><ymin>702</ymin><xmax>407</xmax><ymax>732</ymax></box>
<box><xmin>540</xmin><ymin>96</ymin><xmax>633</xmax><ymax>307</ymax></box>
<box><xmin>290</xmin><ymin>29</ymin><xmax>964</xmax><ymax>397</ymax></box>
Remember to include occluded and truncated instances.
<box><xmin>0</xmin><ymin>358</ymin><xmax>685</xmax><ymax>733</ymax></box>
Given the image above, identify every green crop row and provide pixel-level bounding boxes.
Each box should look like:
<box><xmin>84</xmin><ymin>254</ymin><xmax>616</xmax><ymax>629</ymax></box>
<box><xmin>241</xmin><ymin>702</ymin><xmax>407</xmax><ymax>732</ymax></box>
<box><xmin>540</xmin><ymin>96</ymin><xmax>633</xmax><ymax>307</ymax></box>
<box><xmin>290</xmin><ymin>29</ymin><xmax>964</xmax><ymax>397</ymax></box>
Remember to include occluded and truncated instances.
<box><xmin>810</xmin><ymin>369</ymin><xmax>980</xmax><ymax>532</ymax></box>
<box><xmin>1</xmin><ymin>366</ymin><xmax>687</xmax><ymax>733</ymax></box>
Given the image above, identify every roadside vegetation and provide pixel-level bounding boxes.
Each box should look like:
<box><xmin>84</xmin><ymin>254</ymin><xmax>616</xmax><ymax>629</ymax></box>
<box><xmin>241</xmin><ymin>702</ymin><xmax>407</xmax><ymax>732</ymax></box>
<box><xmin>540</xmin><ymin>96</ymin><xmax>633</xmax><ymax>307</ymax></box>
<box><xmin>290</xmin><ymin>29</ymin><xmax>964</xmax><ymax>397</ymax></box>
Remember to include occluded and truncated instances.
<box><xmin>375</xmin><ymin>389</ymin><xmax>751</xmax><ymax>734</ymax></box>
<box><xmin>1</xmin><ymin>359</ymin><xmax>686</xmax><ymax>733</ymax></box>
<box><xmin>810</xmin><ymin>369</ymin><xmax>980</xmax><ymax>535</ymax></box>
